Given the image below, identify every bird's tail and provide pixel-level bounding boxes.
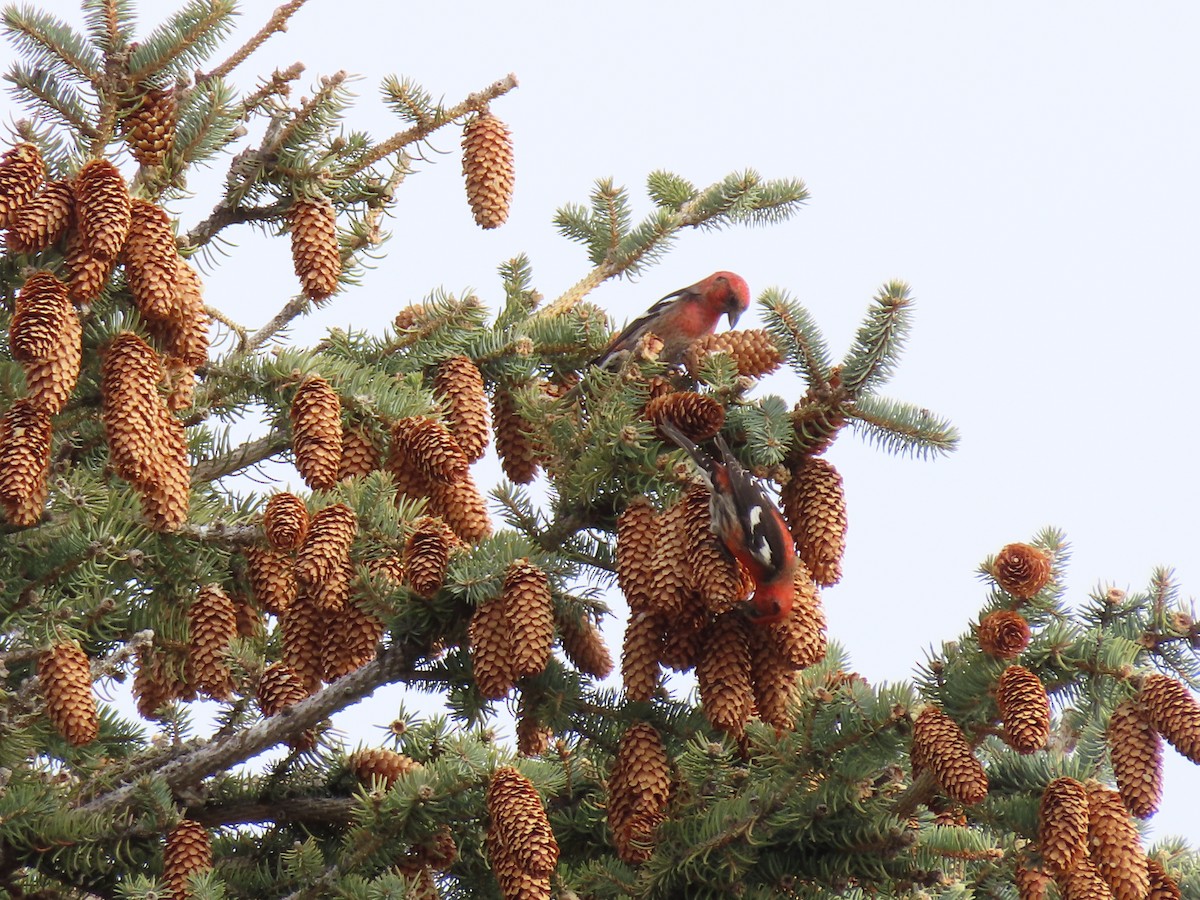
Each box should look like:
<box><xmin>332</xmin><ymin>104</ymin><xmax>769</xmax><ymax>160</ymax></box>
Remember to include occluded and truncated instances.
<box><xmin>657</xmin><ymin>419</ymin><xmax>719</xmax><ymax>486</ymax></box>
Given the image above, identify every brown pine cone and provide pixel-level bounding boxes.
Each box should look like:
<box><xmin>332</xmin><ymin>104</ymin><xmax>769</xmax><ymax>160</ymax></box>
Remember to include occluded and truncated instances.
<box><xmin>159</xmin><ymin>259</ymin><xmax>210</xmax><ymax>369</ymax></box>
<box><xmin>469</xmin><ymin>598</ymin><xmax>515</xmax><ymax>700</ymax></box>
<box><xmin>748</xmin><ymin>624</ymin><xmax>797</xmax><ymax>732</ymax></box>
<box><xmin>910</xmin><ymin>706</ymin><xmax>988</xmax><ymax>806</ymax></box>
<box><xmin>1015</xmin><ymin>858</ymin><xmax>1055</xmax><ymax>900</ymax></box>
<box><xmin>6</xmin><ymin>179</ymin><xmax>72</xmax><ymax>253</ymax></box>
<box><xmin>1038</xmin><ymin>776</ymin><xmax>1089</xmax><ymax>874</ymax></box>
<box><xmin>390</xmin><ymin>416</ymin><xmax>468</xmax><ymax>483</ymax></box>
<box><xmin>647</xmin><ymin>486</ymin><xmax>708</xmax><ymax>617</ymax></box>
<box><xmin>280</xmin><ymin>593</ymin><xmax>327</xmax><ymax>694</ymax></box>
<box><xmin>516</xmin><ymin>693</ymin><xmax>552</xmax><ymax>757</ymax></box>
<box><xmin>39</xmin><ymin>640</ymin><xmax>99</xmax><ymax>746</ymax></box>
<box><xmin>684</xmin><ymin>329</ymin><xmax>783</xmax><ymax>379</ymax></box>
<box><xmin>306</xmin><ymin>555</ymin><xmax>354</xmax><ymax>613</ymax></box>
<box><xmin>121</xmin><ymin>87</ymin><xmax>177</xmax><ymax>167</ymax></box>
<box><xmin>295</xmin><ymin>502</ymin><xmax>357</xmax><ymax>588</ymax></box>
<box><xmin>781</xmin><ymin>456</ymin><xmax>847</xmax><ymax>587</ymax></box>
<box><xmin>696</xmin><ymin>612</ymin><xmax>754</xmax><ymax>738</ymax></box>
<box><xmin>434</xmin><ymin>355</ymin><xmax>490</xmax><ymax>461</ymax></box>
<box><xmin>321</xmin><ymin>598</ymin><xmax>385</xmax><ymax>680</ymax></box>
<box><xmin>1055</xmin><ymin>855</ymin><xmax>1120</xmax><ymax>900</ymax></box>
<box><xmin>1137</xmin><ymin>673</ymin><xmax>1200</xmax><ymax>764</ymax></box>
<box><xmin>404</xmin><ymin>516</ymin><xmax>457</xmax><ymax>598</ymax></box>
<box><xmin>996</xmin><ymin>665</ymin><xmax>1050</xmax><ymax>754</ymax></box>
<box><xmin>1146</xmin><ymin>857</ymin><xmax>1183</xmax><ymax>900</ymax></box>
<box><xmin>0</xmin><ymin>142</ymin><xmax>43</xmax><ymax>227</ymax></box>
<box><xmin>645</xmin><ymin>391</ymin><xmax>725</xmax><ymax>442</ymax></box>
<box><xmin>383</xmin><ymin>429</ymin><xmax>435</xmax><ymax>502</ymax></box>
<box><xmin>1107</xmin><ymin>699</ymin><xmax>1163</xmax><ymax>818</ymax></box>
<box><xmin>288</xmin><ymin>197</ymin><xmax>341</xmax><ymax>302</ymax></box>
<box><xmin>657</xmin><ymin>592</ymin><xmax>707</xmax><ymax>672</ymax></box>
<box><xmin>1084</xmin><ymin>780</ymin><xmax>1148</xmax><ymax>900</ymax></box>
<box><xmin>338</xmin><ymin>423</ymin><xmax>381</xmax><ymax>480</ymax></box>
<box><xmin>263</xmin><ymin>492</ymin><xmax>309</xmax><ymax>551</ymax></box>
<box><xmin>426</xmin><ymin>470</ymin><xmax>492</xmax><ymax>543</ymax></box>
<box><xmin>122</xmin><ymin>198</ymin><xmax>180</xmax><ymax>321</ymax></box>
<box><xmin>368</xmin><ymin>554</ymin><xmax>406</xmax><ymax>586</ymax></box>
<box><xmin>290</xmin><ymin>375</ymin><xmax>342</xmax><ymax>491</ymax></box>
<box><xmin>24</xmin><ymin>294</ymin><xmax>81</xmax><ymax>417</ymax></box>
<box><xmin>0</xmin><ymin>400</ymin><xmax>52</xmax><ymax>527</ymax></box>
<box><xmin>10</xmin><ymin>270</ymin><xmax>71</xmax><ymax>364</ymax></box>
<box><xmin>608</xmin><ymin>721</ymin><xmax>671</xmax><ymax>865</ymax></box>
<box><xmin>557</xmin><ymin>610</ymin><xmax>613</xmax><ymax>679</ymax></box>
<box><xmin>617</xmin><ymin>497</ymin><xmax>659</xmax><ymax>612</ymax></box>
<box><xmin>244</xmin><ymin>545</ymin><xmax>296</xmax><ymax>615</ymax></box>
<box><xmin>63</xmin><ymin>227</ymin><xmax>117</xmax><ymax>305</ymax></box>
<box><xmin>689</xmin><ymin>510</ymin><xmax>751</xmax><ymax>616</ymax></box>
<box><xmin>486</xmin><ymin>766</ymin><xmax>558</xmax><ymax>878</ymax></box>
<box><xmin>621</xmin><ymin>609</ymin><xmax>664</xmax><ymax>702</ymax></box>
<box><xmin>134</xmin><ymin>645</ymin><xmax>188</xmax><ymax>720</ymax></box>
<box><xmin>163</xmin><ymin>818</ymin><xmax>212</xmax><ymax>900</ymax></box>
<box><xmin>977</xmin><ymin>609</ymin><xmax>1032</xmax><ymax>658</ymax></box>
<box><xmin>349</xmin><ymin>747</ymin><xmax>420</xmax><ymax>788</ymax></box>
<box><xmin>765</xmin><ymin>563</ymin><xmax>827</xmax><ymax>669</ymax></box>
<box><xmin>187</xmin><ymin>584</ymin><xmax>237</xmax><ymax>701</ymax></box>
<box><xmin>74</xmin><ymin>158</ymin><xmax>131</xmax><ymax>261</ymax></box>
<box><xmin>993</xmin><ymin>543</ymin><xmax>1053</xmax><ymax>600</ymax></box>
<box><xmin>462</xmin><ymin>112</ymin><xmax>514</xmax><ymax>229</ymax></box>
<box><xmin>139</xmin><ymin>408</ymin><xmax>189</xmax><ymax>531</ymax></box>
<box><xmin>101</xmin><ymin>333</ymin><xmax>167</xmax><ymax>490</ymax></box>
<box><xmin>256</xmin><ymin>660</ymin><xmax>308</xmax><ymax>712</ymax></box>
<box><xmin>502</xmin><ymin>559</ymin><xmax>554</xmax><ymax>678</ymax></box>
<box><xmin>492</xmin><ymin>388</ymin><xmax>540</xmax><ymax>484</ymax></box>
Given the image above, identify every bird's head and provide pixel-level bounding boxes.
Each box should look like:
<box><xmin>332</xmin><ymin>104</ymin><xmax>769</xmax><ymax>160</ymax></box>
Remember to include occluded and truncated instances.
<box><xmin>699</xmin><ymin>270</ymin><xmax>751</xmax><ymax>329</ymax></box>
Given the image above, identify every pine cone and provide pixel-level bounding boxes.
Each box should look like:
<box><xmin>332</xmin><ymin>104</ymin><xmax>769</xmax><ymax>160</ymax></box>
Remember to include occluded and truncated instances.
<box><xmin>645</xmin><ymin>391</ymin><xmax>725</xmax><ymax>442</ymax></box>
<box><xmin>163</xmin><ymin>819</ymin><xmax>212</xmax><ymax>900</ymax></box>
<box><xmin>288</xmin><ymin>197</ymin><xmax>341</xmax><ymax>302</ymax></box>
<box><xmin>280</xmin><ymin>593</ymin><xmax>327</xmax><ymax>694</ymax></box>
<box><xmin>11</xmin><ymin>271</ymin><xmax>71</xmax><ymax>363</ymax></box>
<box><xmin>993</xmin><ymin>542</ymin><xmax>1053</xmax><ymax>600</ymax></box>
<box><xmin>1084</xmin><ymin>780</ymin><xmax>1148</xmax><ymax>900</ymax></box>
<box><xmin>469</xmin><ymin>598</ymin><xmax>515</xmax><ymax>700</ymax></box>
<box><xmin>492</xmin><ymin>388</ymin><xmax>540</xmax><ymax>483</ymax></box>
<box><xmin>557</xmin><ymin>610</ymin><xmax>613</xmax><ymax>678</ymax></box>
<box><xmin>338</xmin><ymin>423</ymin><xmax>381</xmax><ymax>480</ymax></box>
<box><xmin>154</xmin><ymin>258</ymin><xmax>209</xmax><ymax>369</ymax></box>
<box><xmin>1146</xmin><ymin>857</ymin><xmax>1183</xmax><ymax>900</ymax></box>
<box><xmin>134</xmin><ymin>645</ymin><xmax>186</xmax><ymax>720</ymax></box>
<box><xmin>657</xmin><ymin>593</ymin><xmax>708</xmax><ymax>672</ymax></box>
<box><xmin>390</xmin><ymin>416</ymin><xmax>468</xmax><ymax>483</ymax></box>
<box><xmin>383</xmin><ymin>429</ymin><xmax>435</xmax><ymax>502</ymax></box>
<box><xmin>349</xmin><ymin>747</ymin><xmax>420</xmax><ymax>788</ymax></box>
<box><xmin>64</xmin><ymin>227</ymin><xmax>116</xmax><ymax>304</ymax></box>
<box><xmin>422</xmin><ymin>825</ymin><xmax>458</xmax><ymax>872</ymax></box>
<box><xmin>1055</xmin><ymin>855</ymin><xmax>1119</xmax><ymax>900</ymax></box>
<box><xmin>748</xmin><ymin>624</ymin><xmax>797</xmax><ymax>732</ymax></box>
<box><xmin>486</xmin><ymin>766</ymin><xmax>559</xmax><ymax>878</ymax></box>
<box><xmin>0</xmin><ymin>142</ymin><xmax>44</xmax><ymax>227</ymax></box>
<box><xmin>264</xmin><ymin>492</ymin><xmax>309</xmax><ymax>551</ymax></box>
<box><xmin>488</xmin><ymin>823</ymin><xmax>551</xmax><ymax>900</ymax></box>
<box><xmin>5</xmin><ymin>179</ymin><xmax>72</xmax><ymax>253</ymax></box>
<box><xmin>140</xmin><ymin>408</ymin><xmax>189</xmax><ymax>531</ymax></box>
<box><xmin>503</xmin><ymin>559</ymin><xmax>554</xmax><ymax>679</ymax></box>
<box><xmin>1015</xmin><ymin>859</ymin><xmax>1055</xmax><ymax>900</ymax></box>
<box><xmin>256</xmin><ymin>662</ymin><xmax>314</xmax><ymax>750</ymax></box>
<box><xmin>689</xmin><ymin>510</ymin><xmax>751</xmax><ymax>616</ymax></box>
<box><xmin>187</xmin><ymin>584</ymin><xmax>237</xmax><ymax>701</ymax></box>
<box><xmin>617</xmin><ymin>497</ymin><xmax>659</xmax><ymax>611</ymax></box>
<box><xmin>295</xmin><ymin>503</ymin><xmax>357</xmax><ymax>587</ymax></box>
<box><xmin>101</xmin><ymin>333</ymin><xmax>167</xmax><ymax>489</ymax></box>
<box><xmin>122</xmin><ymin>87</ymin><xmax>177</xmax><ymax>166</ymax></box>
<box><xmin>434</xmin><ymin>355</ymin><xmax>490</xmax><ymax>461</ymax></box>
<box><xmin>290</xmin><ymin>375</ymin><xmax>343</xmax><ymax>490</ymax></box>
<box><xmin>996</xmin><ymin>665</ymin><xmax>1050</xmax><ymax>754</ymax></box>
<box><xmin>766</xmin><ymin>563</ymin><xmax>827</xmax><ymax>669</ymax></box>
<box><xmin>696</xmin><ymin>612</ymin><xmax>754</xmax><ymax>738</ymax></box>
<box><xmin>39</xmin><ymin>640</ymin><xmax>99</xmax><ymax>746</ymax></box>
<box><xmin>404</xmin><ymin>515</ymin><xmax>456</xmax><ymax>598</ymax></box>
<box><xmin>516</xmin><ymin>693</ymin><xmax>551</xmax><ymax>757</ymax></box>
<box><xmin>608</xmin><ymin>722</ymin><xmax>671</xmax><ymax>865</ymax></box>
<box><xmin>368</xmin><ymin>554</ymin><xmax>406</xmax><ymax>586</ymax></box>
<box><xmin>321</xmin><ymin>598</ymin><xmax>384</xmax><ymax>680</ymax></box>
<box><xmin>122</xmin><ymin>198</ymin><xmax>180</xmax><ymax>321</ymax></box>
<box><xmin>977</xmin><ymin>609</ymin><xmax>1032</xmax><ymax>658</ymax></box>
<box><xmin>1107</xmin><ymin>700</ymin><xmax>1163</xmax><ymax>818</ymax></box>
<box><xmin>23</xmin><ymin>292</ymin><xmax>81</xmax><ymax>417</ymax></box>
<box><xmin>621</xmin><ymin>609</ymin><xmax>664</xmax><ymax>702</ymax></box>
<box><xmin>0</xmin><ymin>399</ymin><xmax>52</xmax><ymax>527</ymax></box>
<box><xmin>1038</xmin><ymin>776</ymin><xmax>1089</xmax><ymax>874</ymax></box>
<box><xmin>684</xmin><ymin>329</ymin><xmax>783</xmax><ymax>379</ymax></box>
<box><xmin>1138</xmin><ymin>673</ymin><xmax>1200</xmax><ymax>764</ymax></box>
<box><xmin>74</xmin><ymin>158</ymin><xmax>131</xmax><ymax>261</ymax></box>
<box><xmin>781</xmin><ymin>456</ymin><xmax>847</xmax><ymax>587</ymax></box>
<box><xmin>647</xmin><ymin>487</ymin><xmax>708</xmax><ymax>617</ymax></box>
<box><xmin>462</xmin><ymin>112</ymin><xmax>514</xmax><ymax>229</ymax></box>
<box><xmin>244</xmin><ymin>545</ymin><xmax>296</xmax><ymax>615</ymax></box>
<box><xmin>910</xmin><ymin>706</ymin><xmax>988</xmax><ymax>806</ymax></box>
<box><xmin>426</xmin><ymin>470</ymin><xmax>492</xmax><ymax>542</ymax></box>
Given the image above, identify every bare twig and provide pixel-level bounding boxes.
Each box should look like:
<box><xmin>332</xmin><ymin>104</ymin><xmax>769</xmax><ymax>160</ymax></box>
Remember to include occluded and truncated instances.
<box><xmin>187</xmin><ymin>795</ymin><xmax>355</xmax><ymax>828</ymax></box>
<box><xmin>202</xmin><ymin>0</ymin><xmax>311</xmax><ymax>83</ymax></box>
<box><xmin>191</xmin><ymin>431</ymin><xmax>290</xmax><ymax>483</ymax></box>
<box><xmin>238</xmin><ymin>62</ymin><xmax>306</xmax><ymax>118</ymax></box>
<box><xmin>174</xmin><ymin>522</ymin><xmax>262</xmax><ymax>546</ymax></box>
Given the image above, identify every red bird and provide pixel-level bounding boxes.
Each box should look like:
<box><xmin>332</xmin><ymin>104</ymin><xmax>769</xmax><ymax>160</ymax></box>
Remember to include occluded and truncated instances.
<box><xmin>591</xmin><ymin>271</ymin><xmax>751</xmax><ymax>370</ymax></box>
<box><xmin>658</xmin><ymin>420</ymin><xmax>797</xmax><ymax>624</ymax></box>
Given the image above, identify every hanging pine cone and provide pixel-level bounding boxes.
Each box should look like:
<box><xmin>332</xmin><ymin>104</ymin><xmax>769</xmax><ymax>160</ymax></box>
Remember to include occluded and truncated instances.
<box><xmin>289</xmin><ymin>375</ymin><xmax>343</xmax><ymax>490</ymax></box>
<box><xmin>134</xmin><ymin>645</ymin><xmax>185</xmax><ymax>720</ymax></box>
<box><xmin>295</xmin><ymin>502</ymin><xmax>357</xmax><ymax>588</ymax></box>
<box><xmin>0</xmin><ymin>399</ymin><xmax>52</xmax><ymax>527</ymax></box>
<box><xmin>244</xmin><ymin>545</ymin><xmax>296</xmax><ymax>615</ymax></box>
<box><xmin>516</xmin><ymin>693</ymin><xmax>552</xmax><ymax>757</ymax></box>
<box><xmin>163</xmin><ymin>819</ymin><xmax>212</xmax><ymax>900</ymax></box>
<box><xmin>486</xmin><ymin>766</ymin><xmax>559</xmax><ymax>878</ymax></box>
<box><xmin>617</xmin><ymin>497</ymin><xmax>659</xmax><ymax>612</ymax></box>
<box><xmin>338</xmin><ymin>423</ymin><xmax>381</xmax><ymax>480</ymax></box>
<box><xmin>683</xmin><ymin>329</ymin><xmax>783</xmax><ymax>379</ymax></box>
<box><xmin>1055</xmin><ymin>856</ymin><xmax>1119</xmax><ymax>900</ymax></box>
<box><xmin>368</xmin><ymin>554</ymin><xmax>406</xmax><ymax>586</ymax></box>
<box><xmin>696</xmin><ymin>612</ymin><xmax>754</xmax><ymax>738</ymax></box>
<box><xmin>766</xmin><ymin>563</ymin><xmax>827</xmax><ymax>669</ymax></box>
<box><xmin>502</xmin><ymin>559</ymin><xmax>554</xmax><ymax>679</ymax></box>
<box><xmin>645</xmin><ymin>391</ymin><xmax>725</xmax><ymax>442</ymax></box>
<box><xmin>157</xmin><ymin>258</ymin><xmax>210</xmax><ymax>369</ymax></box>
<box><xmin>256</xmin><ymin>662</ymin><xmax>314</xmax><ymax>750</ymax></box>
<box><xmin>462</xmin><ymin>111</ymin><xmax>514</xmax><ymax>229</ymax></box>
<box><xmin>426</xmin><ymin>470</ymin><xmax>493</xmax><ymax>543</ymax></box>
<box><xmin>187</xmin><ymin>584</ymin><xmax>237</xmax><ymax>701</ymax></box>
<box><xmin>307</xmin><ymin>556</ymin><xmax>354</xmax><ymax>613</ymax></box>
<box><xmin>1137</xmin><ymin>673</ymin><xmax>1200</xmax><ymax>764</ymax></box>
<box><xmin>621</xmin><ymin>609</ymin><xmax>664</xmax><ymax>702</ymax></box>
<box><xmin>647</xmin><ymin>487</ymin><xmax>708</xmax><ymax>617</ymax></box>
<box><xmin>11</xmin><ymin>271</ymin><xmax>72</xmax><ymax>364</ymax></box>
<box><xmin>992</xmin><ymin>542</ymin><xmax>1053</xmax><ymax>600</ymax></box>
<box><xmin>688</xmin><ymin>503</ymin><xmax>752</xmax><ymax>616</ymax></box>
<box><xmin>910</xmin><ymin>706</ymin><xmax>988</xmax><ymax>806</ymax></box>
<box><xmin>557</xmin><ymin>610</ymin><xmax>613</xmax><ymax>679</ymax></box>
<box><xmin>101</xmin><ymin>333</ymin><xmax>167</xmax><ymax>490</ymax></box>
<box><xmin>0</xmin><ymin>142</ymin><xmax>44</xmax><ymax>227</ymax></box>
<box><xmin>996</xmin><ymin>665</ymin><xmax>1050</xmax><ymax>754</ymax></box>
<box><xmin>1015</xmin><ymin>858</ymin><xmax>1055</xmax><ymax>900</ymax></box>
<box><xmin>781</xmin><ymin>456</ymin><xmax>847</xmax><ymax>587</ymax></box>
<box><xmin>492</xmin><ymin>388</ymin><xmax>540</xmax><ymax>483</ymax></box>
<box><xmin>280</xmin><ymin>593</ymin><xmax>328</xmax><ymax>694</ymax></box>
<box><xmin>1038</xmin><ymin>776</ymin><xmax>1089</xmax><ymax>874</ymax></box>
<box><xmin>122</xmin><ymin>198</ymin><xmax>181</xmax><ymax>321</ymax></box>
<box><xmin>1146</xmin><ymin>857</ymin><xmax>1183</xmax><ymax>900</ymax></box>
<box><xmin>434</xmin><ymin>355</ymin><xmax>490</xmax><ymax>461</ymax></box>
<box><xmin>74</xmin><ymin>158</ymin><xmax>131</xmax><ymax>261</ymax></box>
<box><xmin>264</xmin><ymin>492</ymin><xmax>310</xmax><ymax>551</ymax></box>
<box><xmin>404</xmin><ymin>515</ymin><xmax>457</xmax><ymax>598</ymax></box>
<box><xmin>469</xmin><ymin>598</ymin><xmax>515</xmax><ymax>700</ymax></box>
<box><xmin>608</xmin><ymin>722</ymin><xmax>672</xmax><ymax>865</ymax></box>
<box><xmin>64</xmin><ymin>226</ymin><xmax>117</xmax><ymax>305</ymax></box>
<box><xmin>140</xmin><ymin>409</ymin><xmax>190</xmax><ymax>532</ymax></box>
<box><xmin>288</xmin><ymin>197</ymin><xmax>341</xmax><ymax>302</ymax></box>
<box><xmin>349</xmin><ymin>747</ymin><xmax>420</xmax><ymax>788</ymax></box>
<box><xmin>1084</xmin><ymin>780</ymin><xmax>1148</xmax><ymax>900</ymax></box>
<box><xmin>657</xmin><ymin>593</ymin><xmax>707</xmax><ymax>672</ymax></box>
<box><xmin>1107</xmin><ymin>699</ymin><xmax>1163</xmax><ymax>818</ymax></box>
<box><xmin>6</xmin><ymin>179</ymin><xmax>73</xmax><ymax>253</ymax></box>
<box><xmin>122</xmin><ymin>87</ymin><xmax>177</xmax><ymax>167</ymax></box>
<box><xmin>390</xmin><ymin>416</ymin><xmax>468</xmax><ymax>483</ymax></box>
<box><xmin>748</xmin><ymin>624</ymin><xmax>797</xmax><ymax>732</ymax></box>
<box><xmin>977</xmin><ymin>609</ymin><xmax>1032</xmax><ymax>658</ymax></box>
<box><xmin>39</xmin><ymin>639</ymin><xmax>99</xmax><ymax>746</ymax></box>
<box><xmin>321</xmin><ymin>597</ymin><xmax>384</xmax><ymax>679</ymax></box>
<box><xmin>24</xmin><ymin>302</ymin><xmax>82</xmax><ymax>418</ymax></box>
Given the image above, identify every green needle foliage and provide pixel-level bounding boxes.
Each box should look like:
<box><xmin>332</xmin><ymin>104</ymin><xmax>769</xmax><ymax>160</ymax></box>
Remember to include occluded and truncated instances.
<box><xmin>0</xmin><ymin>3</ymin><xmax>1195</xmax><ymax>900</ymax></box>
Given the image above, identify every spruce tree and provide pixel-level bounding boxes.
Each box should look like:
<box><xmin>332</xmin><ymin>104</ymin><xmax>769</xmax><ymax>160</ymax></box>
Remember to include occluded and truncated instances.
<box><xmin>0</xmin><ymin>3</ymin><xmax>1197</xmax><ymax>899</ymax></box>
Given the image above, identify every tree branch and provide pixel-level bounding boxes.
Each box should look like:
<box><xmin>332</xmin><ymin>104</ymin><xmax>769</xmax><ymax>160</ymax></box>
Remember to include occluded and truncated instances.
<box><xmin>190</xmin><ymin>431</ymin><xmax>290</xmax><ymax>483</ymax></box>
<box><xmin>201</xmin><ymin>0</ymin><xmax>311</xmax><ymax>83</ymax></box>
<box><xmin>187</xmin><ymin>795</ymin><xmax>355</xmax><ymax>828</ymax></box>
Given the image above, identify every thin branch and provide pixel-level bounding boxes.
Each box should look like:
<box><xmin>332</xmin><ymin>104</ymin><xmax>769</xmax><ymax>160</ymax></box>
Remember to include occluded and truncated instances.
<box><xmin>174</xmin><ymin>522</ymin><xmax>261</xmax><ymax>545</ymax></box>
<box><xmin>204</xmin><ymin>304</ymin><xmax>249</xmax><ymax>350</ymax></box>
<box><xmin>190</xmin><ymin>431</ymin><xmax>290</xmax><ymax>483</ymax></box>
<box><xmin>201</xmin><ymin>0</ymin><xmax>310</xmax><ymax>82</ymax></box>
<box><xmin>187</xmin><ymin>795</ymin><xmax>355</xmax><ymax>828</ymax></box>
<box><xmin>238</xmin><ymin>61</ymin><xmax>306</xmax><ymax>118</ymax></box>
<box><xmin>246</xmin><ymin>293</ymin><xmax>311</xmax><ymax>351</ymax></box>
<box><xmin>183</xmin><ymin>198</ymin><xmax>290</xmax><ymax>249</ymax></box>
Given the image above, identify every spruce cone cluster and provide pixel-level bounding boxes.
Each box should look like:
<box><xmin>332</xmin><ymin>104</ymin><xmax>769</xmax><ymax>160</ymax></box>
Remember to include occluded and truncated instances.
<box><xmin>486</xmin><ymin>766</ymin><xmax>557</xmax><ymax>900</ymax></box>
<box><xmin>468</xmin><ymin>559</ymin><xmax>553</xmax><ymax>699</ymax></box>
<box><xmin>288</xmin><ymin>197</ymin><xmax>341</xmax><ymax>302</ymax></box>
<box><xmin>910</xmin><ymin>705</ymin><xmax>988</xmax><ymax>805</ymax></box>
<box><xmin>163</xmin><ymin>819</ymin><xmax>213</xmax><ymax>900</ymax></box>
<box><xmin>462</xmin><ymin>111</ymin><xmax>514</xmax><ymax>229</ymax></box>
<box><xmin>683</xmin><ymin>328</ymin><xmax>783</xmax><ymax>379</ymax></box>
<box><xmin>993</xmin><ymin>542</ymin><xmax>1053</xmax><ymax>599</ymax></box>
<box><xmin>39</xmin><ymin>640</ymin><xmax>99</xmax><ymax>746</ymax></box>
<box><xmin>781</xmin><ymin>455</ymin><xmax>848</xmax><ymax>587</ymax></box>
<box><xmin>608</xmin><ymin>722</ymin><xmax>672</xmax><ymax>864</ymax></box>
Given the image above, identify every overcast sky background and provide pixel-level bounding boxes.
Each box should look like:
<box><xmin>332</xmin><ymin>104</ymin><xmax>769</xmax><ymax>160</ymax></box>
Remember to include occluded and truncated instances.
<box><xmin>14</xmin><ymin>1</ymin><xmax>1200</xmax><ymax>844</ymax></box>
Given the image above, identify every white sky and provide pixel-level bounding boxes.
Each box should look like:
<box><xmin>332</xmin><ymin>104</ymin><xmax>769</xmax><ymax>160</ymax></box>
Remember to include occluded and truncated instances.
<box><xmin>13</xmin><ymin>1</ymin><xmax>1200</xmax><ymax>845</ymax></box>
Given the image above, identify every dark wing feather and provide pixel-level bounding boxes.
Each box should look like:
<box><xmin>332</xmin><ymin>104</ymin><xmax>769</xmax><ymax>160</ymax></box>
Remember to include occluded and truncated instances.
<box><xmin>590</xmin><ymin>289</ymin><xmax>688</xmax><ymax>368</ymax></box>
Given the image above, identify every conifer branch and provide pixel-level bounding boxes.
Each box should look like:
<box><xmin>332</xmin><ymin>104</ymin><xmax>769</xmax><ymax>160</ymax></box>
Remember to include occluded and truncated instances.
<box><xmin>174</xmin><ymin>522</ymin><xmax>261</xmax><ymax>545</ymax></box>
<box><xmin>238</xmin><ymin>61</ymin><xmax>306</xmax><ymax>117</ymax></box>
<box><xmin>201</xmin><ymin>0</ymin><xmax>310</xmax><ymax>83</ymax></box>
<box><xmin>190</xmin><ymin>431</ymin><xmax>290</xmax><ymax>483</ymax></box>
<box><xmin>184</xmin><ymin>198</ymin><xmax>290</xmax><ymax>249</ymax></box>
<box><xmin>187</xmin><ymin>795</ymin><xmax>355</xmax><ymax>827</ymax></box>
